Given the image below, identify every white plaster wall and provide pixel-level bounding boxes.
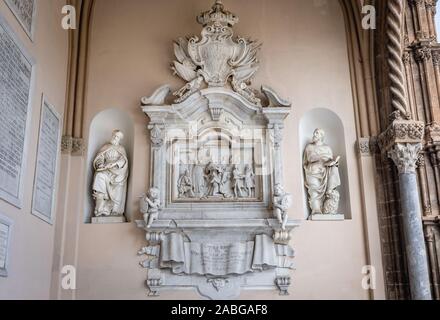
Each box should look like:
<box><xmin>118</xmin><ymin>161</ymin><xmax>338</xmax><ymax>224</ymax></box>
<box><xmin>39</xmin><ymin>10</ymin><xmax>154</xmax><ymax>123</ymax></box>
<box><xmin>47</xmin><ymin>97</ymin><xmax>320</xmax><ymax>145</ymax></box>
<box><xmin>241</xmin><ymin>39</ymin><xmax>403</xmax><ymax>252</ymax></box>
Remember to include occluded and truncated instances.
<box><xmin>72</xmin><ymin>0</ymin><xmax>375</xmax><ymax>300</ymax></box>
<box><xmin>0</xmin><ymin>0</ymin><xmax>69</xmax><ymax>299</ymax></box>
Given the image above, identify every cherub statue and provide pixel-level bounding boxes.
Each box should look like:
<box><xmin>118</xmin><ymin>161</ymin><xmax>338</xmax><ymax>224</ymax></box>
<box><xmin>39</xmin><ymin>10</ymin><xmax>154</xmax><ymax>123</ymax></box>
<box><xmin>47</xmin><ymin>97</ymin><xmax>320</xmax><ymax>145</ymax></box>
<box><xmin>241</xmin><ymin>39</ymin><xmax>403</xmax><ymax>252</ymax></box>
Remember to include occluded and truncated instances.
<box><xmin>273</xmin><ymin>184</ymin><xmax>292</xmax><ymax>230</ymax></box>
<box><xmin>140</xmin><ymin>188</ymin><xmax>161</xmax><ymax>229</ymax></box>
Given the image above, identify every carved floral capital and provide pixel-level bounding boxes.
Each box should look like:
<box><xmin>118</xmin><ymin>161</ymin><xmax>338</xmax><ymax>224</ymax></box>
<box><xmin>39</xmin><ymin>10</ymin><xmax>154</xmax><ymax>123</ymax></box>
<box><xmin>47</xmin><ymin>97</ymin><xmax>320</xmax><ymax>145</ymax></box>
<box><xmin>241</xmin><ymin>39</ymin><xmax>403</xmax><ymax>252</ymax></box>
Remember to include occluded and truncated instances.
<box><xmin>388</xmin><ymin>143</ymin><xmax>423</xmax><ymax>174</ymax></box>
<box><xmin>148</xmin><ymin>124</ymin><xmax>165</xmax><ymax>148</ymax></box>
<box><xmin>61</xmin><ymin>135</ymin><xmax>85</xmax><ymax>156</ymax></box>
<box><xmin>425</xmin><ymin>122</ymin><xmax>440</xmax><ymax>146</ymax></box>
<box><xmin>378</xmin><ymin>120</ymin><xmax>425</xmax><ymax>153</ymax></box>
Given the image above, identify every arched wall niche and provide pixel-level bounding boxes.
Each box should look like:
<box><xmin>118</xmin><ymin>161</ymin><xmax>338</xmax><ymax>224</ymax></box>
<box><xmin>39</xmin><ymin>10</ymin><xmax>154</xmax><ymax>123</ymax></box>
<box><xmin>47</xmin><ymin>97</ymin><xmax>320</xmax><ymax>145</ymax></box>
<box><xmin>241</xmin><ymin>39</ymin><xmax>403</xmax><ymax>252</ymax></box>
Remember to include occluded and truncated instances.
<box><xmin>84</xmin><ymin>108</ymin><xmax>134</xmax><ymax>223</ymax></box>
<box><xmin>299</xmin><ymin>108</ymin><xmax>351</xmax><ymax>220</ymax></box>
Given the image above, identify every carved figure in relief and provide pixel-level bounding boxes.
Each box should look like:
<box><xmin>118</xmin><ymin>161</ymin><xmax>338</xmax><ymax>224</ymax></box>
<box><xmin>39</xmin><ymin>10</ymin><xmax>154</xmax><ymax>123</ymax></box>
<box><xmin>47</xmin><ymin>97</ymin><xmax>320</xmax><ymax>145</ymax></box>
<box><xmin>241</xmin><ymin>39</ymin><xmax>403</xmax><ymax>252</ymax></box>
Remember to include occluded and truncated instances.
<box><xmin>243</xmin><ymin>165</ymin><xmax>256</xmax><ymax>198</ymax></box>
<box><xmin>273</xmin><ymin>184</ymin><xmax>292</xmax><ymax>230</ymax></box>
<box><xmin>192</xmin><ymin>164</ymin><xmax>207</xmax><ymax>197</ymax></box>
<box><xmin>92</xmin><ymin>130</ymin><xmax>129</xmax><ymax>217</ymax></box>
<box><xmin>178</xmin><ymin>169</ymin><xmax>195</xmax><ymax>198</ymax></box>
<box><xmin>141</xmin><ymin>188</ymin><xmax>161</xmax><ymax>228</ymax></box>
<box><xmin>205</xmin><ymin>162</ymin><xmax>230</xmax><ymax>198</ymax></box>
<box><xmin>303</xmin><ymin>129</ymin><xmax>341</xmax><ymax>216</ymax></box>
<box><xmin>232</xmin><ymin>165</ymin><xmax>244</xmax><ymax>198</ymax></box>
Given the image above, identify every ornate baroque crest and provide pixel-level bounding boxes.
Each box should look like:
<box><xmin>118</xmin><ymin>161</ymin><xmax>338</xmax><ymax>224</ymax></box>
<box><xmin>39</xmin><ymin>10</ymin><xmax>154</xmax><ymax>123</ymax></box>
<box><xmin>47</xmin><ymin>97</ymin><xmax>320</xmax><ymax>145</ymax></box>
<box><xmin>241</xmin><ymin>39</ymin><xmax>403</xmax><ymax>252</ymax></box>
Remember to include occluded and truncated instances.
<box><xmin>172</xmin><ymin>0</ymin><xmax>262</xmax><ymax>105</ymax></box>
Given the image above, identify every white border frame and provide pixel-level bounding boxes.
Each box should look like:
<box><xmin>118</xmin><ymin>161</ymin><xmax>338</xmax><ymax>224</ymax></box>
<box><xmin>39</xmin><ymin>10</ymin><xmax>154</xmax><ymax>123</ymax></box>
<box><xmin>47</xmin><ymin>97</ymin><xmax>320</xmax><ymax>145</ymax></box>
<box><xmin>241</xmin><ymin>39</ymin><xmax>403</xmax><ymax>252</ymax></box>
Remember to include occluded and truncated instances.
<box><xmin>3</xmin><ymin>0</ymin><xmax>37</xmax><ymax>41</ymax></box>
<box><xmin>0</xmin><ymin>214</ymin><xmax>13</xmax><ymax>277</ymax></box>
<box><xmin>31</xmin><ymin>95</ymin><xmax>62</xmax><ymax>225</ymax></box>
<box><xmin>0</xmin><ymin>13</ymin><xmax>36</xmax><ymax>209</ymax></box>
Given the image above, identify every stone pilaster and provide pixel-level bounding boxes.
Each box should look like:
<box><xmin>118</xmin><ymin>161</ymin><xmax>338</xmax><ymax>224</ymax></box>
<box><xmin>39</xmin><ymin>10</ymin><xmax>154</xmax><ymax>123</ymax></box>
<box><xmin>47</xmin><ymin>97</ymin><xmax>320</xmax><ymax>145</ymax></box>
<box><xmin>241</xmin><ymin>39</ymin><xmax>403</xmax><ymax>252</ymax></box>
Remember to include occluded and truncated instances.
<box><xmin>262</xmin><ymin>108</ymin><xmax>290</xmax><ymax>188</ymax></box>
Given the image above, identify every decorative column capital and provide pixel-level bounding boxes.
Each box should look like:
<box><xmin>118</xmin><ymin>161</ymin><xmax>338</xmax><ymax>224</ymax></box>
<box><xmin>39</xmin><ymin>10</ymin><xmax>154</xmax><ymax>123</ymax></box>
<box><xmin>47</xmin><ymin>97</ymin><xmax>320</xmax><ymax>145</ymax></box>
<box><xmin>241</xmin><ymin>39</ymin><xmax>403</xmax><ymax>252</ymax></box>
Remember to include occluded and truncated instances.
<box><xmin>357</xmin><ymin>137</ymin><xmax>379</xmax><ymax>157</ymax></box>
<box><xmin>148</xmin><ymin>123</ymin><xmax>165</xmax><ymax>148</ymax></box>
<box><xmin>425</xmin><ymin>122</ymin><xmax>440</xmax><ymax>145</ymax></box>
<box><xmin>388</xmin><ymin>143</ymin><xmax>423</xmax><ymax>174</ymax></box>
<box><xmin>415</xmin><ymin>46</ymin><xmax>432</xmax><ymax>63</ymax></box>
<box><xmin>61</xmin><ymin>135</ymin><xmax>85</xmax><ymax>156</ymax></box>
<box><xmin>378</xmin><ymin>120</ymin><xmax>425</xmax><ymax>152</ymax></box>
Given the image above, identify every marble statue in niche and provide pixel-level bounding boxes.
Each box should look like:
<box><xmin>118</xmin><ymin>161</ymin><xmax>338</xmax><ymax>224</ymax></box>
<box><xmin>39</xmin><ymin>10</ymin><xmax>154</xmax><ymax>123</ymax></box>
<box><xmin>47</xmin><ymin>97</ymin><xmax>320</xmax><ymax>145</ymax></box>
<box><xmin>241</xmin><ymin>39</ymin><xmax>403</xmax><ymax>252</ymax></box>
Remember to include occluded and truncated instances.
<box><xmin>303</xmin><ymin>129</ymin><xmax>342</xmax><ymax>219</ymax></box>
<box><xmin>92</xmin><ymin>130</ymin><xmax>129</xmax><ymax>219</ymax></box>
<box><xmin>273</xmin><ymin>184</ymin><xmax>292</xmax><ymax>230</ymax></box>
<box><xmin>141</xmin><ymin>187</ymin><xmax>161</xmax><ymax>228</ymax></box>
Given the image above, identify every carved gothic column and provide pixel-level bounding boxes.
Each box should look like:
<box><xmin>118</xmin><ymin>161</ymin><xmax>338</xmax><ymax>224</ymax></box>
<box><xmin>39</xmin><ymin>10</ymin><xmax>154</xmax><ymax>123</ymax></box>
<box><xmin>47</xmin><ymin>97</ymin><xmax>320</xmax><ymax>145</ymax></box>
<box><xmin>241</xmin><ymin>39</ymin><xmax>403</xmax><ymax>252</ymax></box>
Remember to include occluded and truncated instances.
<box><xmin>380</xmin><ymin>121</ymin><xmax>432</xmax><ymax>300</ymax></box>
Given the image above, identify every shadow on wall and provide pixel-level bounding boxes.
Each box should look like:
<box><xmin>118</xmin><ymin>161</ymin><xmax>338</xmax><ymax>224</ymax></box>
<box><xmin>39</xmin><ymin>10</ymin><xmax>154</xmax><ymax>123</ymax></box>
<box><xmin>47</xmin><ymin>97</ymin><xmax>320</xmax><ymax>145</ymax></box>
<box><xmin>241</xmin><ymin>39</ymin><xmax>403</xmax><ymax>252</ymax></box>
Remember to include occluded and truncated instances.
<box><xmin>299</xmin><ymin>108</ymin><xmax>351</xmax><ymax>220</ymax></box>
<box><xmin>84</xmin><ymin>108</ymin><xmax>134</xmax><ymax>223</ymax></box>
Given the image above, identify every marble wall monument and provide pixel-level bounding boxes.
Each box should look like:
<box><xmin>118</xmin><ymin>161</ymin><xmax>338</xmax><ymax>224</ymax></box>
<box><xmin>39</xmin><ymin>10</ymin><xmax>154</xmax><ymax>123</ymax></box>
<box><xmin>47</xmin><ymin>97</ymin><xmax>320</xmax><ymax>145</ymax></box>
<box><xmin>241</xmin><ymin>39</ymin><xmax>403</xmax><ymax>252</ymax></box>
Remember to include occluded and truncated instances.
<box><xmin>137</xmin><ymin>1</ymin><xmax>299</xmax><ymax>299</ymax></box>
<box><xmin>91</xmin><ymin>130</ymin><xmax>129</xmax><ymax>223</ymax></box>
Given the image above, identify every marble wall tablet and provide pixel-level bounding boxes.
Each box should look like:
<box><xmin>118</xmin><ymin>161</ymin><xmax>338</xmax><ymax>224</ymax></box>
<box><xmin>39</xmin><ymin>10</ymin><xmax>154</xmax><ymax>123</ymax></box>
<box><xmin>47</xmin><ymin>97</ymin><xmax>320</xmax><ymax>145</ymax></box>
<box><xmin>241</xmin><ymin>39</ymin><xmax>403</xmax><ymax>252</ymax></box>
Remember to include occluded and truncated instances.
<box><xmin>0</xmin><ymin>16</ymin><xmax>34</xmax><ymax>208</ymax></box>
<box><xmin>31</xmin><ymin>97</ymin><xmax>62</xmax><ymax>224</ymax></box>
<box><xmin>4</xmin><ymin>0</ymin><xmax>36</xmax><ymax>39</ymax></box>
<box><xmin>0</xmin><ymin>214</ymin><xmax>13</xmax><ymax>277</ymax></box>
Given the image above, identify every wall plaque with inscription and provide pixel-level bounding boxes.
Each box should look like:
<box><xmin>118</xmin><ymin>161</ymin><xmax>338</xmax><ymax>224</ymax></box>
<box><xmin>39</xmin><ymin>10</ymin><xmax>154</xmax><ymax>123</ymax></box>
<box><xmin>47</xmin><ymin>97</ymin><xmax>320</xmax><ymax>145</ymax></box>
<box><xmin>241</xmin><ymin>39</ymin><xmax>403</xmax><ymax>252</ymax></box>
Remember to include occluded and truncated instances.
<box><xmin>4</xmin><ymin>0</ymin><xmax>36</xmax><ymax>39</ymax></box>
<box><xmin>31</xmin><ymin>98</ymin><xmax>61</xmax><ymax>224</ymax></box>
<box><xmin>0</xmin><ymin>215</ymin><xmax>12</xmax><ymax>277</ymax></box>
<box><xmin>0</xmin><ymin>17</ymin><xmax>34</xmax><ymax>208</ymax></box>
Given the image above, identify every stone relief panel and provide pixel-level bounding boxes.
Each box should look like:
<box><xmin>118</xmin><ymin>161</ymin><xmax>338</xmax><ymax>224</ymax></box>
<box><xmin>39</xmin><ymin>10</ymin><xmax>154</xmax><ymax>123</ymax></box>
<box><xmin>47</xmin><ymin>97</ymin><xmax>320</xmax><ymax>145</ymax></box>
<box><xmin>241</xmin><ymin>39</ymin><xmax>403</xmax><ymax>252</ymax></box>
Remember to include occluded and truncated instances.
<box><xmin>171</xmin><ymin>128</ymin><xmax>263</xmax><ymax>202</ymax></box>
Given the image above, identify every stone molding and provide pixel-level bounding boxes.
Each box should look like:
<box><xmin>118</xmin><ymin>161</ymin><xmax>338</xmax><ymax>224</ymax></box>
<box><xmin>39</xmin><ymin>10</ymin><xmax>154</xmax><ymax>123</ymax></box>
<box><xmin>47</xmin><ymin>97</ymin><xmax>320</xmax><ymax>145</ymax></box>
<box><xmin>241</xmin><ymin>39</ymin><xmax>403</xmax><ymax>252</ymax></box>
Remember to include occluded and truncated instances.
<box><xmin>61</xmin><ymin>135</ymin><xmax>85</xmax><ymax>156</ymax></box>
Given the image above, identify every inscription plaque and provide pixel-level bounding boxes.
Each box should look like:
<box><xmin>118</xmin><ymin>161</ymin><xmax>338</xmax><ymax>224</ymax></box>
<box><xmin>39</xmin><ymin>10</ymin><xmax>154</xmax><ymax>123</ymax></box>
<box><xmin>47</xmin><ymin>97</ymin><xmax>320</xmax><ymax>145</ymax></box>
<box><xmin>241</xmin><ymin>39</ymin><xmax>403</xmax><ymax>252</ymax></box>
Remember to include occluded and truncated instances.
<box><xmin>0</xmin><ymin>17</ymin><xmax>34</xmax><ymax>208</ymax></box>
<box><xmin>4</xmin><ymin>0</ymin><xmax>36</xmax><ymax>39</ymax></box>
<box><xmin>0</xmin><ymin>215</ymin><xmax>12</xmax><ymax>277</ymax></box>
<box><xmin>31</xmin><ymin>97</ymin><xmax>61</xmax><ymax>224</ymax></box>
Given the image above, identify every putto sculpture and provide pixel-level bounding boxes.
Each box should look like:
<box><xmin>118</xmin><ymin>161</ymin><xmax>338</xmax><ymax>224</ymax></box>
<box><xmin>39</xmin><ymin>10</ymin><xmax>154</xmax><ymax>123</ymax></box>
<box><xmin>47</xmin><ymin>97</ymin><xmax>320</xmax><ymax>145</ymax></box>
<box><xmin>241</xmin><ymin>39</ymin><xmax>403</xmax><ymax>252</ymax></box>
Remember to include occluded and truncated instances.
<box><xmin>273</xmin><ymin>184</ymin><xmax>292</xmax><ymax>230</ymax></box>
<box><xmin>92</xmin><ymin>130</ymin><xmax>129</xmax><ymax>219</ymax></box>
<box><xmin>140</xmin><ymin>188</ymin><xmax>162</xmax><ymax>229</ymax></box>
<box><xmin>303</xmin><ymin>129</ymin><xmax>342</xmax><ymax>219</ymax></box>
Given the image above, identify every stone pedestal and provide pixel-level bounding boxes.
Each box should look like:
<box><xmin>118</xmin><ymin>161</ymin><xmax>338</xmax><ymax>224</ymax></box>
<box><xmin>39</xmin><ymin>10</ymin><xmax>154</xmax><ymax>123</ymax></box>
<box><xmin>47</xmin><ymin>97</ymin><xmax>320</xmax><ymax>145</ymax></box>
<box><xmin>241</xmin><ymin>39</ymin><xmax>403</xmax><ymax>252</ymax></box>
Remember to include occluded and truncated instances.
<box><xmin>310</xmin><ymin>214</ymin><xmax>345</xmax><ymax>221</ymax></box>
<box><xmin>91</xmin><ymin>216</ymin><xmax>126</xmax><ymax>224</ymax></box>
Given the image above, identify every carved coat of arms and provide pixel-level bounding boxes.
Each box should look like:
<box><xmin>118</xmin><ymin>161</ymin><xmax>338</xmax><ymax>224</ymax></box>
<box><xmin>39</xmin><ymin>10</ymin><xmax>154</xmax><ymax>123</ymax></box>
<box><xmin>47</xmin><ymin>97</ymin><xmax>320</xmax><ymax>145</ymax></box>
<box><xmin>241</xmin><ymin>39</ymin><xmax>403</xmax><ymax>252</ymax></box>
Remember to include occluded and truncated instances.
<box><xmin>172</xmin><ymin>0</ymin><xmax>262</xmax><ymax>105</ymax></box>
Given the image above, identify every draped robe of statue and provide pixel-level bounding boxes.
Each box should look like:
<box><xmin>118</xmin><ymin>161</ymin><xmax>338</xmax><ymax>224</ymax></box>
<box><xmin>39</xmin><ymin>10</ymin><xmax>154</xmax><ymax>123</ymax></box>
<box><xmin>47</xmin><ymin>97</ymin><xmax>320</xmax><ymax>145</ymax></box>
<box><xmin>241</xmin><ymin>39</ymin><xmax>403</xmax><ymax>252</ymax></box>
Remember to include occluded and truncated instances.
<box><xmin>93</xmin><ymin>143</ymin><xmax>129</xmax><ymax>216</ymax></box>
<box><xmin>303</xmin><ymin>142</ymin><xmax>340</xmax><ymax>214</ymax></box>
